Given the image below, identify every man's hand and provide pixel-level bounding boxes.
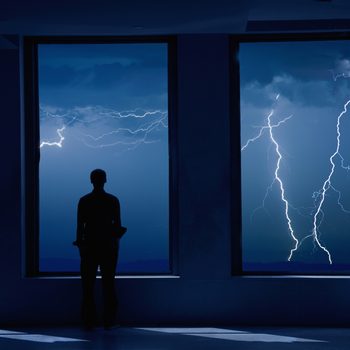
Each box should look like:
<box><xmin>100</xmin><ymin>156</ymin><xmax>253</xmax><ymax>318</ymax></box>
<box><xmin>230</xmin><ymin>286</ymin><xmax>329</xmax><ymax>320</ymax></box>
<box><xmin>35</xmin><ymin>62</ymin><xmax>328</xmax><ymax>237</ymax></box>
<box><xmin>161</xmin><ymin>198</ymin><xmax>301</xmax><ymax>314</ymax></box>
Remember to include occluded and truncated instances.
<box><xmin>73</xmin><ymin>240</ymin><xmax>84</xmax><ymax>247</ymax></box>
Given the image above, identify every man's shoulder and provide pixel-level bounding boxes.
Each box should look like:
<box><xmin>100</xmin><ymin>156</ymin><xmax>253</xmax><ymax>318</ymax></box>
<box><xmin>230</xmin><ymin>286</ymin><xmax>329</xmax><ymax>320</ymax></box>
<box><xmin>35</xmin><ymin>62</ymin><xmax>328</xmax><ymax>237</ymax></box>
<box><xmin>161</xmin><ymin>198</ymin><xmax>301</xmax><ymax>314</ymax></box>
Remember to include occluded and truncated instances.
<box><xmin>78</xmin><ymin>193</ymin><xmax>91</xmax><ymax>207</ymax></box>
<box><xmin>104</xmin><ymin>192</ymin><xmax>119</xmax><ymax>203</ymax></box>
<box><xmin>79</xmin><ymin>193</ymin><xmax>93</xmax><ymax>201</ymax></box>
<box><xmin>78</xmin><ymin>191</ymin><xmax>119</xmax><ymax>205</ymax></box>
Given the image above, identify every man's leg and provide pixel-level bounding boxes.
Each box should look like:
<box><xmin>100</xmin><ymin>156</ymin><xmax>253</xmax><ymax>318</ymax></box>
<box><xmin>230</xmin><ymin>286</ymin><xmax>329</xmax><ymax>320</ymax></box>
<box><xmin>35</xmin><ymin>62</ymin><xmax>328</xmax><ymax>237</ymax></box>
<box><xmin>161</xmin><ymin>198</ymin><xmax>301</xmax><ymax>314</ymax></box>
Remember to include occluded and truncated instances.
<box><xmin>80</xmin><ymin>247</ymin><xmax>98</xmax><ymax>328</ymax></box>
<box><xmin>100</xmin><ymin>243</ymin><xmax>119</xmax><ymax>328</ymax></box>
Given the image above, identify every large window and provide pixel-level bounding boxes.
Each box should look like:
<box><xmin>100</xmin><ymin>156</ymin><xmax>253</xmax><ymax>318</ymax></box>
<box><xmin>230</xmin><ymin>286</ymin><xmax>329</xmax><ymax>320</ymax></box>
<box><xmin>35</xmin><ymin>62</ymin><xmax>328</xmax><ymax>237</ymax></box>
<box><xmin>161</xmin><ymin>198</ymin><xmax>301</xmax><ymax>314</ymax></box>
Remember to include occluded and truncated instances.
<box><xmin>27</xmin><ymin>39</ymin><xmax>172</xmax><ymax>274</ymax></box>
<box><xmin>240</xmin><ymin>39</ymin><xmax>350</xmax><ymax>273</ymax></box>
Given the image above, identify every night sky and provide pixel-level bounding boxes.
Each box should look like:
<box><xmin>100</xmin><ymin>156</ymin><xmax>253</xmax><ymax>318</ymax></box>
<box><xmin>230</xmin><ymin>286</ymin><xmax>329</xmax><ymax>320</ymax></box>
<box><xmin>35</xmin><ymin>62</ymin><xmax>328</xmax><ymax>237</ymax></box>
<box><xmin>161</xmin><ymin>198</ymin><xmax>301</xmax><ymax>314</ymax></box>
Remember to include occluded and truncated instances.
<box><xmin>240</xmin><ymin>40</ymin><xmax>350</xmax><ymax>272</ymax></box>
<box><xmin>38</xmin><ymin>43</ymin><xmax>169</xmax><ymax>273</ymax></box>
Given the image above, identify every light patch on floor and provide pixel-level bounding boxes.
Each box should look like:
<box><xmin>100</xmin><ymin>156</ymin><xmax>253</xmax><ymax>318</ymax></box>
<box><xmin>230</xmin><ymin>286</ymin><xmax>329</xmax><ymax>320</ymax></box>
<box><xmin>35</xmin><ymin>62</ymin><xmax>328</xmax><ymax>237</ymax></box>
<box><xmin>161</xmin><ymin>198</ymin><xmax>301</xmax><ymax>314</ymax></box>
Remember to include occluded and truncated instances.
<box><xmin>0</xmin><ymin>330</ymin><xmax>24</xmax><ymax>335</ymax></box>
<box><xmin>137</xmin><ymin>327</ymin><xmax>327</xmax><ymax>343</ymax></box>
<box><xmin>0</xmin><ymin>330</ymin><xmax>87</xmax><ymax>343</ymax></box>
<box><xmin>188</xmin><ymin>332</ymin><xmax>326</xmax><ymax>343</ymax></box>
<box><xmin>137</xmin><ymin>327</ymin><xmax>247</xmax><ymax>334</ymax></box>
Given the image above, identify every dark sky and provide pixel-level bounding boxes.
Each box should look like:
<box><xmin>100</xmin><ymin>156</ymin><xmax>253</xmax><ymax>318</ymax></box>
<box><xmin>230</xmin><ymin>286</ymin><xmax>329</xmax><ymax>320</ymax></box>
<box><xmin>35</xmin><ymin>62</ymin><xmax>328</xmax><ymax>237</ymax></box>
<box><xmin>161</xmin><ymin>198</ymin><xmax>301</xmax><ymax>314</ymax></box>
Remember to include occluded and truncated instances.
<box><xmin>240</xmin><ymin>40</ymin><xmax>350</xmax><ymax>271</ymax></box>
<box><xmin>38</xmin><ymin>43</ymin><xmax>169</xmax><ymax>272</ymax></box>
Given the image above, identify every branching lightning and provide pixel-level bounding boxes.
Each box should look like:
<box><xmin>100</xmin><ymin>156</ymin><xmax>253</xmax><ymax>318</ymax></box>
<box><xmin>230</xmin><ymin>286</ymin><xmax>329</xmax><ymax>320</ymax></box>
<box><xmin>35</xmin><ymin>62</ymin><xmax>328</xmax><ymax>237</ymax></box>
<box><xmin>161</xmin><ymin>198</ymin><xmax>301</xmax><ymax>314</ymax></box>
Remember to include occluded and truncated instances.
<box><xmin>39</xmin><ymin>114</ymin><xmax>79</xmax><ymax>148</ymax></box>
<box><xmin>305</xmin><ymin>99</ymin><xmax>350</xmax><ymax>264</ymax></box>
<box><xmin>330</xmin><ymin>185</ymin><xmax>350</xmax><ymax>214</ymax></box>
<box><xmin>80</xmin><ymin>113</ymin><xmax>168</xmax><ymax>150</ymax></box>
<box><xmin>329</xmin><ymin>68</ymin><xmax>350</xmax><ymax>81</ymax></box>
<box><xmin>331</xmin><ymin>70</ymin><xmax>350</xmax><ymax>82</ymax></box>
<box><xmin>241</xmin><ymin>114</ymin><xmax>293</xmax><ymax>152</ymax></box>
<box><xmin>242</xmin><ymin>95</ymin><xmax>299</xmax><ymax>259</ymax></box>
<box><xmin>243</xmin><ymin>87</ymin><xmax>350</xmax><ymax>264</ymax></box>
<box><xmin>39</xmin><ymin>107</ymin><xmax>168</xmax><ymax>152</ymax></box>
<box><xmin>266</xmin><ymin>108</ymin><xmax>299</xmax><ymax>261</ymax></box>
<box><xmin>40</xmin><ymin>126</ymin><xmax>66</xmax><ymax>148</ymax></box>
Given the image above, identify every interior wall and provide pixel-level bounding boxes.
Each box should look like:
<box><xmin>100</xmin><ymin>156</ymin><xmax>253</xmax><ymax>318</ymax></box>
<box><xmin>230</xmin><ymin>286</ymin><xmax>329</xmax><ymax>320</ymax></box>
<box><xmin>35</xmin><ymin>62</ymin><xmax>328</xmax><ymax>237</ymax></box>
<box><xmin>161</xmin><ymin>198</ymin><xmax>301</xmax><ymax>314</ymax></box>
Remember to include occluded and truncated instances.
<box><xmin>0</xmin><ymin>33</ymin><xmax>350</xmax><ymax>327</ymax></box>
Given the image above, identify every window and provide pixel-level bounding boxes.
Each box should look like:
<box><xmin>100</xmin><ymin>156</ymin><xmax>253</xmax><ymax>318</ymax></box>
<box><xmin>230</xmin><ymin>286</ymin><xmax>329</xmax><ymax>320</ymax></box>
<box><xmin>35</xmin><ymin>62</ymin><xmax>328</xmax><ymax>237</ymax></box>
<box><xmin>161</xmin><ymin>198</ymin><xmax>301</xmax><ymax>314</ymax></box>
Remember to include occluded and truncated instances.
<box><xmin>240</xmin><ymin>39</ymin><xmax>350</xmax><ymax>273</ymax></box>
<box><xmin>26</xmin><ymin>38</ymin><xmax>174</xmax><ymax>275</ymax></box>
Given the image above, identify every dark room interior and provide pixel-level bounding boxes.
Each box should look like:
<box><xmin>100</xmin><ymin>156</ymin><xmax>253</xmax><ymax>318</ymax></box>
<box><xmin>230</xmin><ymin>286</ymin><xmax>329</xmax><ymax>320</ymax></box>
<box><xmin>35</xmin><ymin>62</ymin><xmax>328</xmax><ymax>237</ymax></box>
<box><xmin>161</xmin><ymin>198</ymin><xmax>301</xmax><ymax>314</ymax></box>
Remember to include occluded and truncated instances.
<box><xmin>1</xmin><ymin>0</ymin><xmax>350</xmax><ymax>349</ymax></box>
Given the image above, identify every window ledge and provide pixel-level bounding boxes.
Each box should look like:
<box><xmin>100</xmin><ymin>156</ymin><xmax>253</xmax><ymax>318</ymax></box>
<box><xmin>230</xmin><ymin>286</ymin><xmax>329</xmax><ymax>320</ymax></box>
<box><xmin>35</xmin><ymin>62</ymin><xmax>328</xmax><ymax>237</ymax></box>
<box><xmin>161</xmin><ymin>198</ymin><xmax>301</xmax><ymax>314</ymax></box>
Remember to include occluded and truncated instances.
<box><xmin>25</xmin><ymin>275</ymin><xmax>180</xmax><ymax>280</ymax></box>
<box><xmin>235</xmin><ymin>275</ymin><xmax>350</xmax><ymax>279</ymax></box>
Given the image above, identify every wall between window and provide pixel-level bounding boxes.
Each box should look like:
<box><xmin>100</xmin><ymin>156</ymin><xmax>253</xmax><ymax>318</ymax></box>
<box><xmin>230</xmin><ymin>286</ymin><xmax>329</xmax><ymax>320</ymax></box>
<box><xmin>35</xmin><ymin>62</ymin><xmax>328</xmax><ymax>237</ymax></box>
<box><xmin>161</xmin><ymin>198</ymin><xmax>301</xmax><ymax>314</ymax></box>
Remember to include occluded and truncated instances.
<box><xmin>1</xmin><ymin>34</ymin><xmax>350</xmax><ymax>326</ymax></box>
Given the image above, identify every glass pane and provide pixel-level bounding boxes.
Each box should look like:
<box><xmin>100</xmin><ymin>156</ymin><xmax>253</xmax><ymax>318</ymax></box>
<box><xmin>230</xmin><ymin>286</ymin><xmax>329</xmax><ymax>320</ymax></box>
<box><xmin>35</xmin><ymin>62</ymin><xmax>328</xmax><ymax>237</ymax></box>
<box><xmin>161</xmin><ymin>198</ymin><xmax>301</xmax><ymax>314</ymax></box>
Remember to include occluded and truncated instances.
<box><xmin>38</xmin><ymin>43</ymin><xmax>169</xmax><ymax>273</ymax></box>
<box><xmin>240</xmin><ymin>40</ymin><xmax>350</xmax><ymax>273</ymax></box>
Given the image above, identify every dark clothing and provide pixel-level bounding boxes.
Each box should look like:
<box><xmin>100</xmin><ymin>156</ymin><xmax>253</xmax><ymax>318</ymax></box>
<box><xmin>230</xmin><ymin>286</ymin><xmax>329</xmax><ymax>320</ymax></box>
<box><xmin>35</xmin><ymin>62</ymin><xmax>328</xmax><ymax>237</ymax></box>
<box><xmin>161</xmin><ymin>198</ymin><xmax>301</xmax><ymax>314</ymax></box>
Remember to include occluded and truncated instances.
<box><xmin>77</xmin><ymin>190</ymin><xmax>121</xmax><ymax>245</ymax></box>
<box><xmin>76</xmin><ymin>189</ymin><xmax>121</xmax><ymax>328</ymax></box>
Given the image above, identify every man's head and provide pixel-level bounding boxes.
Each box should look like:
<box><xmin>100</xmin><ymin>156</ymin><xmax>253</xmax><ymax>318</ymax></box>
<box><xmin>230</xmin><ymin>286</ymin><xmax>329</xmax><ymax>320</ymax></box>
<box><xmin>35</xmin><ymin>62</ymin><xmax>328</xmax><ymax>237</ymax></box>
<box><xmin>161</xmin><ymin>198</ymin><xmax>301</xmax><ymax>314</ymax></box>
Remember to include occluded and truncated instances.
<box><xmin>90</xmin><ymin>169</ymin><xmax>107</xmax><ymax>188</ymax></box>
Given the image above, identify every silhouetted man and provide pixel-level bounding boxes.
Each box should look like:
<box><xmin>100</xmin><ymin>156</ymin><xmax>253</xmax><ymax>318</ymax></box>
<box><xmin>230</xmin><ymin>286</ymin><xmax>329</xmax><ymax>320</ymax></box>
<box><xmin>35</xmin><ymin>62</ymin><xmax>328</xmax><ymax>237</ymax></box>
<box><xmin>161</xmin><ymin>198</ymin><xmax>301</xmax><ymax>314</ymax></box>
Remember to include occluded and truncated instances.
<box><xmin>74</xmin><ymin>169</ymin><xmax>126</xmax><ymax>330</ymax></box>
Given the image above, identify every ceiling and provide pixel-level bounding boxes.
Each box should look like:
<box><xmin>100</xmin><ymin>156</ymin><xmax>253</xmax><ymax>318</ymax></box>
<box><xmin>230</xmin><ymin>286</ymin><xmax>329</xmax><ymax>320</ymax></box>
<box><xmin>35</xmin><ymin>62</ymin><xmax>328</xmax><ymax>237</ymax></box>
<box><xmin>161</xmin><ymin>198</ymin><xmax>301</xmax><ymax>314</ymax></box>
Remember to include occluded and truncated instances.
<box><xmin>1</xmin><ymin>0</ymin><xmax>350</xmax><ymax>35</ymax></box>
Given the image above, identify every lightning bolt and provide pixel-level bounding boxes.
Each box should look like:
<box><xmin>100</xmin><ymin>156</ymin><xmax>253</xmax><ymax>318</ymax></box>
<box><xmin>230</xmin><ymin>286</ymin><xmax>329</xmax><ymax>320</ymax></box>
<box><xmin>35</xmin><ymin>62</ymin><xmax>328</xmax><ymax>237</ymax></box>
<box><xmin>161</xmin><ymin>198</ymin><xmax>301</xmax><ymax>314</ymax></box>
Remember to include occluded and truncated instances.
<box><xmin>40</xmin><ymin>126</ymin><xmax>65</xmax><ymax>148</ymax></box>
<box><xmin>80</xmin><ymin>112</ymin><xmax>168</xmax><ymax>150</ymax></box>
<box><xmin>242</xmin><ymin>95</ymin><xmax>299</xmax><ymax>260</ymax></box>
<box><xmin>241</xmin><ymin>114</ymin><xmax>293</xmax><ymax>152</ymax></box>
<box><xmin>303</xmin><ymin>99</ymin><xmax>350</xmax><ymax>264</ymax></box>
<box><xmin>242</xmin><ymin>61</ymin><xmax>350</xmax><ymax>266</ymax></box>
<box><xmin>330</xmin><ymin>185</ymin><xmax>350</xmax><ymax>214</ymax></box>
<box><xmin>103</xmin><ymin>109</ymin><xmax>164</xmax><ymax>119</ymax></box>
<box><xmin>292</xmin><ymin>70</ymin><xmax>350</xmax><ymax>263</ymax></box>
<box><xmin>39</xmin><ymin>107</ymin><xmax>168</xmax><ymax>152</ymax></box>
<box><xmin>243</xmin><ymin>85</ymin><xmax>350</xmax><ymax>264</ymax></box>
<box><xmin>265</xmin><ymin>108</ymin><xmax>299</xmax><ymax>261</ymax></box>
<box><xmin>40</xmin><ymin>115</ymin><xmax>78</xmax><ymax>149</ymax></box>
<box><xmin>330</xmin><ymin>70</ymin><xmax>350</xmax><ymax>82</ymax></box>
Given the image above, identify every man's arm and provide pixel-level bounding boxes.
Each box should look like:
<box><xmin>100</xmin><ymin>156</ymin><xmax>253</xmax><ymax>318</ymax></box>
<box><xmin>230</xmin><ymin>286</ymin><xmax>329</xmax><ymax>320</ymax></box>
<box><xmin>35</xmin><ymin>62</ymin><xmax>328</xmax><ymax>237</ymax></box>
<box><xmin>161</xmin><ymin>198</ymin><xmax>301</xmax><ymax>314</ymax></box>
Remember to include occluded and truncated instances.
<box><xmin>113</xmin><ymin>197</ymin><xmax>121</xmax><ymax>228</ymax></box>
<box><xmin>112</xmin><ymin>197</ymin><xmax>127</xmax><ymax>238</ymax></box>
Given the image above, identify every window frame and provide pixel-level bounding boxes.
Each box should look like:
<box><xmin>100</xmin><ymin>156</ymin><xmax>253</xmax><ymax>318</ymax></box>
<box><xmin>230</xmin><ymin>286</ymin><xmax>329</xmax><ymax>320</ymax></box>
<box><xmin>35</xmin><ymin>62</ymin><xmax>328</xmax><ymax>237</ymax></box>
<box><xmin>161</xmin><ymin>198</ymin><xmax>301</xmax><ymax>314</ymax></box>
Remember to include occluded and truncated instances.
<box><xmin>23</xmin><ymin>36</ymin><xmax>178</xmax><ymax>277</ymax></box>
<box><xmin>231</xmin><ymin>32</ymin><xmax>350</xmax><ymax>276</ymax></box>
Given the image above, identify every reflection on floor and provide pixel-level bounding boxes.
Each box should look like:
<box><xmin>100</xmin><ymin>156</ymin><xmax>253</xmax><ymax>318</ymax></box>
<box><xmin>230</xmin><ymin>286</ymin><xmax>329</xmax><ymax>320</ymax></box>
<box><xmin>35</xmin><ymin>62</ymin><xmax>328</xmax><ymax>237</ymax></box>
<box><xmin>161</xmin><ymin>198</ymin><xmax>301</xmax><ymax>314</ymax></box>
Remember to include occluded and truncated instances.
<box><xmin>137</xmin><ymin>327</ymin><xmax>326</xmax><ymax>343</ymax></box>
<box><xmin>0</xmin><ymin>326</ymin><xmax>348</xmax><ymax>349</ymax></box>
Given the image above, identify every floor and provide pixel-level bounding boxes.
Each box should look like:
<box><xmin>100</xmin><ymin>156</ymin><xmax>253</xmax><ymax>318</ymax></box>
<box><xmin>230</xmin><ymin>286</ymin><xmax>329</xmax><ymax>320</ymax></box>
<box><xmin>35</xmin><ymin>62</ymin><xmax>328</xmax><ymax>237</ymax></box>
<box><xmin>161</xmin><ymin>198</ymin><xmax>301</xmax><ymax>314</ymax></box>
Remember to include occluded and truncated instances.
<box><xmin>0</xmin><ymin>326</ymin><xmax>348</xmax><ymax>350</ymax></box>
